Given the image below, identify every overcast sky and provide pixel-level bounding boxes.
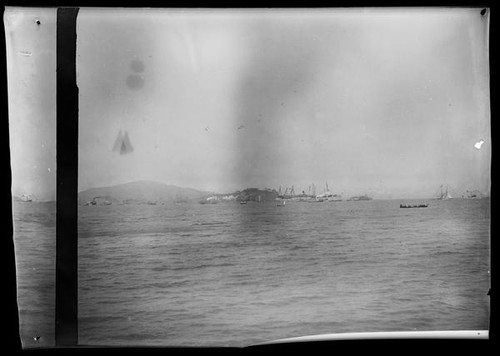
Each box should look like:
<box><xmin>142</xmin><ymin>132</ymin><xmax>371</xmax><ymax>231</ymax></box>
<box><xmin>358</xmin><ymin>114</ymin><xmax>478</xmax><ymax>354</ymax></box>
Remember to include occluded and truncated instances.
<box><xmin>7</xmin><ymin>8</ymin><xmax>491</xmax><ymax>200</ymax></box>
<box><xmin>6</xmin><ymin>7</ymin><xmax>57</xmax><ymax>201</ymax></box>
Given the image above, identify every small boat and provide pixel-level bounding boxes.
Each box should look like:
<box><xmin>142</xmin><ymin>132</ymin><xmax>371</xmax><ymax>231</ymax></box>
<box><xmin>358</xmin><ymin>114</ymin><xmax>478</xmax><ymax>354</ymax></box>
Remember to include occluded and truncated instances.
<box><xmin>400</xmin><ymin>204</ymin><xmax>428</xmax><ymax>208</ymax></box>
<box><xmin>462</xmin><ymin>190</ymin><xmax>482</xmax><ymax>199</ymax></box>
<box><xmin>240</xmin><ymin>201</ymin><xmax>247</xmax><ymax>205</ymax></box>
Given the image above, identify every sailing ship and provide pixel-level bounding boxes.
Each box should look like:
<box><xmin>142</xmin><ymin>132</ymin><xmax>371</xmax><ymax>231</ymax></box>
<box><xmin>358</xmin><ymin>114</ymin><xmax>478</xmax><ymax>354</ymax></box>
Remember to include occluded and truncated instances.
<box><xmin>292</xmin><ymin>187</ymin><xmax>318</xmax><ymax>202</ymax></box>
<box><xmin>112</xmin><ymin>130</ymin><xmax>134</xmax><ymax>155</ymax></box>
<box><xmin>277</xmin><ymin>183</ymin><xmax>325</xmax><ymax>202</ymax></box>
<box><xmin>436</xmin><ymin>185</ymin><xmax>452</xmax><ymax>200</ymax></box>
<box><xmin>277</xmin><ymin>185</ymin><xmax>296</xmax><ymax>200</ymax></box>
<box><xmin>20</xmin><ymin>194</ymin><xmax>33</xmax><ymax>202</ymax></box>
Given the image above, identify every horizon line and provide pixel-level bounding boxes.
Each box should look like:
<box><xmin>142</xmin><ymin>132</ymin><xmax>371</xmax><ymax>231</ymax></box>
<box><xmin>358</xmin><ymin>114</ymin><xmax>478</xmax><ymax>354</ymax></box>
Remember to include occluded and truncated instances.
<box><xmin>78</xmin><ymin>179</ymin><xmax>489</xmax><ymax>196</ymax></box>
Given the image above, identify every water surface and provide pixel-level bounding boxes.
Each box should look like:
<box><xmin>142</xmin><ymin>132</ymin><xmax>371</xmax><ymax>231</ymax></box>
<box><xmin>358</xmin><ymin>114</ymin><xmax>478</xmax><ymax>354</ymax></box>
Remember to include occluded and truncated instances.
<box><xmin>76</xmin><ymin>198</ymin><xmax>490</xmax><ymax>346</ymax></box>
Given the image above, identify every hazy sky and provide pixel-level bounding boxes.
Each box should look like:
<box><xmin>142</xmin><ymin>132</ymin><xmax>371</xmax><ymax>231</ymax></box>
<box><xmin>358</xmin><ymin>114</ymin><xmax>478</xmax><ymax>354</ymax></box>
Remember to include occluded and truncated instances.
<box><xmin>7</xmin><ymin>8</ymin><xmax>491</xmax><ymax>200</ymax></box>
<box><xmin>6</xmin><ymin>8</ymin><xmax>57</xmax><ymax>201</ymax></box>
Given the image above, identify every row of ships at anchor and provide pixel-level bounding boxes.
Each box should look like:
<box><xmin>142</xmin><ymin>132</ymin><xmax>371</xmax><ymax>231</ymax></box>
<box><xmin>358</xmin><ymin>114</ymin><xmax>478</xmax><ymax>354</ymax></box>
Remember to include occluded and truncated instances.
<box><xmin>399</xmin><ymin>185</ymin><xmax>484</xmax><ymax>208</ymax></box>
<box><xmin>201</xmin><ymin>182</ymin><xmax>372</xmax><ymax>205</ymax></box>
<box><xmin>203</xmin><ymin>183</ymin><xmax>485</xmax><ymax>206</ymax></box>
<box><xmin>276</xmin><ymin>182</ymin><xmax>372</xmax><ymax>203</ymax></box>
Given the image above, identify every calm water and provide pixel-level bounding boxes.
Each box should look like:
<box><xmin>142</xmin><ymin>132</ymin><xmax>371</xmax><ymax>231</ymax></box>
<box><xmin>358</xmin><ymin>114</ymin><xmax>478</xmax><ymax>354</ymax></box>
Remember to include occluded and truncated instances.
<box><xmin>13</xmin><ymin>198</ymin><xmax>490</xmax><ymax>348</ymax></box>
<box><xmin>12</xmin><ymin>201</ymin><xmax>56</xmax><ymax>348</ymax></box>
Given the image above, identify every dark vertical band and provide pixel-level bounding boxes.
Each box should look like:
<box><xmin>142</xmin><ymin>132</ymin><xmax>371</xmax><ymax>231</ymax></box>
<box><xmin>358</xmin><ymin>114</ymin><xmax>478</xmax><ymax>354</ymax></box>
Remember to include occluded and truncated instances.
<box><xmin>55</xmin><ymin>7</ymin><xmax>79</xmax><ymax>347</ymax></box>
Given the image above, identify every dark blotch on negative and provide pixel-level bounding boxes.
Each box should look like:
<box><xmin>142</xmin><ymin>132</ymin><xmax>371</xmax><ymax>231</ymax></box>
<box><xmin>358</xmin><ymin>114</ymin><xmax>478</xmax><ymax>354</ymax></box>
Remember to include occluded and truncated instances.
<box><xmin>126</xmin><ymin>74</ymin><xmax>145</xmax><ymax>90</ymax></box>
<box><xmin>131</xmin><ymin>60</ymin><xmax>145</xmax><ymax>73</ymax></box>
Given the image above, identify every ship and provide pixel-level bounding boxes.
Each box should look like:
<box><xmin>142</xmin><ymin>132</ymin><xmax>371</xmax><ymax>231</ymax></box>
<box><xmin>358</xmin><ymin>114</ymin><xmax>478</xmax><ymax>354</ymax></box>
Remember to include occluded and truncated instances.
<box><xmin>277</xmin><ymin>185</ymin><xmax>307</xmax><ymax>201</ymax></box>
<box><xmin>436</xmin><ymin>185</ymin><xmax>452</xmax><ymax>200</ymax></box>
<box><xmin>462</xmin><ymin>190</ymin><xmax>482</xmax><ymax>199</ymax></box>
<box><xmin>277</xmin><ymin>185</ymin><xmax>295</xmax><ymax>200</ymax></box>
<box><xmin>316</xmin><ymin>182</ymin><xmax>342</xmax><ymax>202</ymax></box>
<box><xmin>292</xmin><ymin>188</ymin><xmax>317</xmax><ymax>202</ymax></box>
<box><xmin>84</xmin><ymin>196</ymin><xmax>112</xmax><ymax>206</ymax></box>
<box><xmin>200</xmin><ymin>195</ymin><xmax>219</xmax><ymax>204</ymax></box>
<box><xmin>20</xmin><ymin>194</ymin><xmax>33</xmax><ymax>202</ymax></box>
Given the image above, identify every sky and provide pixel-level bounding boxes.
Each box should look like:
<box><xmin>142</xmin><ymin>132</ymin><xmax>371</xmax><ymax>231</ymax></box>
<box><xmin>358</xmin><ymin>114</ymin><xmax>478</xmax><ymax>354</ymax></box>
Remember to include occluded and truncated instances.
<box><xmin>6</xmin><ymin>8</ymin><xmax>57</xmax><ymax>201</ymax></box>
<box><xmin>7</xmin><ymin>8</ymin><xmax>491</xmax><ymax>200</ymax></box>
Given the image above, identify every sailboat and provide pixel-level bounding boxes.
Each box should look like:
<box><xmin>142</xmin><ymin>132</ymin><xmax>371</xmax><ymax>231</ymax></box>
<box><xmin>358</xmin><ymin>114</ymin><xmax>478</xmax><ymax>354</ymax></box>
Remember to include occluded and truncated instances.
<box><xmin>20</xmin><ymin>194</ymin><xmax>33</xmax><ymax>202</ymax></box>
<box><xmin>113</xmin><ymin>130</ymin><xmax>134</xmax><ymax>154</ymax></box>
<box><xmin>437</xmin><ymin>185</ymin><xmax>452</xmax><ymax>200</ymax></box>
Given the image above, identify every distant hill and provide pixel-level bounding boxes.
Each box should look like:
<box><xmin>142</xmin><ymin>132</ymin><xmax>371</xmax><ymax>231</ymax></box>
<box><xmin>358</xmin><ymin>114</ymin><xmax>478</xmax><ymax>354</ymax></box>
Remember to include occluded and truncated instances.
<box><xmin>202</xmin><ymin>188</ymin><xmax>279</xmax><ymax>203</ymax></box>
<box><xmin>78</xmin><ymin>181</ymin><xmax>210</xmax><ymax>205</ymax></box>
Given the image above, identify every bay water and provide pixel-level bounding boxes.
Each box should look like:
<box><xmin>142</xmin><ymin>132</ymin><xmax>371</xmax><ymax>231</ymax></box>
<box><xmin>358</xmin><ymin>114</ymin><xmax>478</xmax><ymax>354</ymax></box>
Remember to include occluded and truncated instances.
<box><xmin>13</xmin><ymin>198</ymin><xmax>490</xmax><ymax>347</ymax></box>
